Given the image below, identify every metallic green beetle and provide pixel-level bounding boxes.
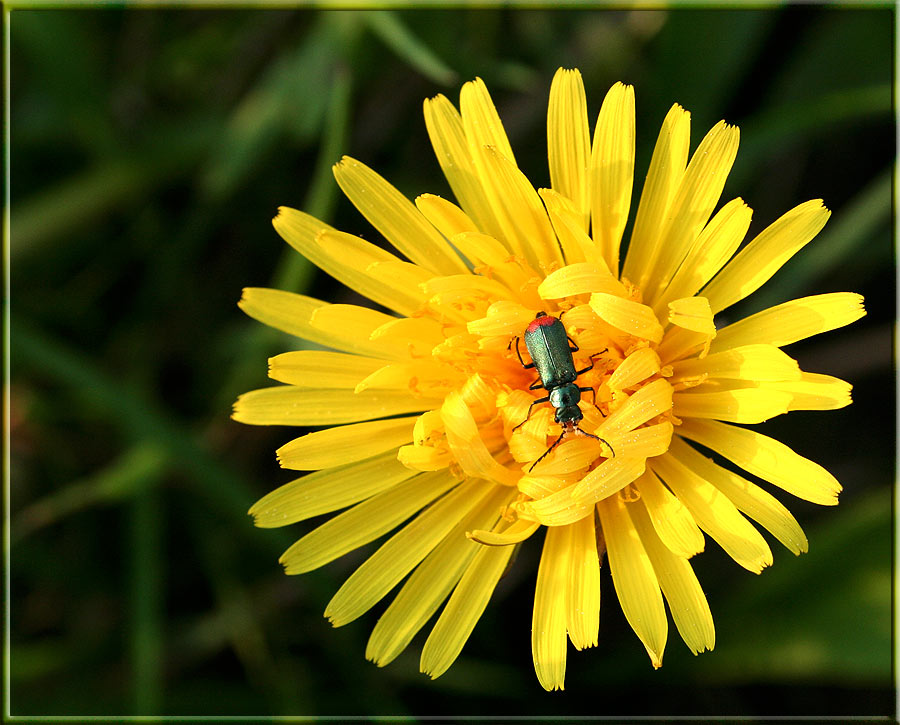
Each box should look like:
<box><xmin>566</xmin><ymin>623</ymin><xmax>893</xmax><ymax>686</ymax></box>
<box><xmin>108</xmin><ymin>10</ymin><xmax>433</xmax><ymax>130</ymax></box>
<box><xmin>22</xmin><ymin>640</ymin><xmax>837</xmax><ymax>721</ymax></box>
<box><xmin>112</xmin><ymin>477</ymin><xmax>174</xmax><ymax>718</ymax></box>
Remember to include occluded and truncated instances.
<box><xmin>512</xmin><ymin>311</ymin><xmax>613</xmax><ymax>471</ymax></box>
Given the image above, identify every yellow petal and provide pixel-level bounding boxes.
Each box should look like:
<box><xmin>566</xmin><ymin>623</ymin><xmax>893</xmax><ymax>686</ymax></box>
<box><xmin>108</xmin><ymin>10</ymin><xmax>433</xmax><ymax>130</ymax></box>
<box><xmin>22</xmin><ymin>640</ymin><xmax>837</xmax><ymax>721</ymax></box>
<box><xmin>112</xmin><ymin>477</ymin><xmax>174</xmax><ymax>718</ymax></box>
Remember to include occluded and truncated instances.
<box><xmin>468</xmin><ymin>517</ymin><xmax>540</xmax><ymax>546</ymax></box>
<box><xmin>451</xmin><ymin>230</ymin><xmax>514</xmax><ymax>267</ymax></box>
<box><xmin>460</xmin><ymin>76</ymin><xmax>517</xmax><ymax>165</ymax></box>
<box><xmin>369</xmin><ymin>315</ymin><xmax>447</xmax><ymax>355</ymax></box>
<box><xmin>598</xmin><ymin>378</ymin><xmax>674</xmax><ymax>438</ymax></box>
<box><xmin>459</xmin><ymin>373</ymin><xmax>500</xmax><ymax>419</ymax></box>
<box><xmin>279</xmin><ymin>470</ymin><xmax>457</xmax><ymax>574</ymax></box>
<box><xmin>451</xmin><ymin>231</ymin><xmax>536</xmax><ymax>297</ymax></box>
<box><xmin>466</xmin><ymin>300</ymin><xmax>535</xmax><ymax>337</ymax></box>
<box><xmin>355</xmin><ymin>359</ymin><xmax>465</xmax><ymax>398</ymax></box>
<box><xmin>656</xmin><ymin>327</ymin><xmax>713</xmax><ymax>367</ymax></box>
<box><xmin>548</xmin><ymin>68</ymin><xmax>591</xmax><ymax>231</ymax></box>
<box><xmin>633</xmin><ymin>468</ymin><xmax>705</xmax><ymax>559</ymax></box>
<box><xmin>670</xmin><ymin>344</ymin><xmax>801</xmax><ymax>383</ymax></box>
<box><xmin>654</xmin><ymin>197</ymin><xmax>752</xmax><ymax>312</ymax></box>
<box><xmin>629</xmin><ymin>501</ymin><xmax>715</xmax><ymax>655</ymax></box>
<box><xmin>366</xmin><ymin>485</ymin><xmax>510</xmax><ymax>667</ymax></box>
<box><xmin>308</xmin><ymin>304</ymin><xmax>423</xmax><ymax>359</ymax></box>
<box><xmin>249</xmin><ymin>451</ymin><xmax>415</xmax><ymax>528</ymax></box>
<box><xmin>472</xmin><ymin>143</ymin><xmax>563</xmax><ymax>271</ymax></box>
<box><xmin>605</xmin><ymin>421</ymin><xmax>673</xmax><ymax>462</ymax></box>
<box><xmin>274</xmin><ymin>208</ymin><xmax>421</xmax><ymax>315</ymax></box>
<box><xmin>315</xmin><ymin>230</ymin><xmax>429</xmax><ymax>316</ymax></box>
<box><xmin>526</xmin><ymin>437</ymin><xmax>600</xmax><ymax>476</ymax></box>
<box><xmin>650</xmin><ymin>453</ymin><xmax>773</xmax><ymax>574</ymax></box>
<box><xmin>232</xmin><ymin>385</ymin><xmax>440</xmax><ymax>426</ymax></box>
<box><xmin>566</xmin><ymin>514</ymin><xmax>601</xmax><ymax>651</ymax></box>
<box><xmin>366</xmin><ymin>258</ymin><xmax>435</xmax><ymax>294</ymax></box>
<box><xmin>672</xmin><ymin>387</ymin><xmax>793</xmax><ymax>424</ymax></box>
<box><xmin>268</xmin><ymin>205</ymin><xmax>340</xmax><ymax>276</ymax></box>
<box><xmin>267</xmin><ymin>350</ymin><xmax>387</xmax><ymax>387</ymax></box>
<box><xmin>312</xmin><ymin>303</ymin><xmax>416</xmax><ymax>356</ymax></box>
<box><xmin>421</xmin><ymin>273</ymin><xmax>515</xmax><ymax>303</ymax></box>
<box><xmin>420</xmin><ymin>530</ymin><xmax>515</xmax><ymax>679</ymax></box>
<box><xmin>539</xmin><ymin>261</ymin><xmax>624</xmax><ymax>300</ymax></box>
<box><xmin>239</xmin><ymin>286</ymin><xmax>321</xmax><ymax>341</ymax></box>
<box><xmin>607</xmin><ymin>347</ymin><xmax>661</xmax><ymax>391</ymax></box>
<box><xmin>539</xmin><ymin>188</ymin><xmax>604</xmax><ymax>267</ymax></box>
<box><xmin>709</xmin><ymin>292</ymin><xmax>866</xmax><ymax>352</ymax></box>
<box><xmin>240</xmin><ymin>288</ymin><xmax>405</xmax><ymax>359</ymax></box>
<box><xmin>516</xmin><ymin>469</ymin><xmax>572</xmax><ymax>502</ymax></box>
<box><xmin>415</xmin><ymin>193</ymin><xmax>479</xmax><ymax>241</ymax></box>
<box><xmin>644</xmin><ymin>121</ymin><xmax>740</xmax><ymax>306</ymax></box>
<box><xmin>623</xmin><ymin>103</ymin><xmax>691</xmax><ymax>291</ymax></box>
<box><xmin>590</xmin><ymin>82</ymin><xmax>635</xmax><ymax>274</ymax></box>
<box><xmin>763</xmin><ymin>372</ymin><xmax>853</xmax><ymax>411</ymax></box>
<box><xmin>590</xmin><ymin>292</ymin><xmax>664</xmax><ymax>343</ymax></box>
<box><xmin>531</xmin><ymin>525</ymin><xmax>570</xmax><ymax>691</ymax></box>
<box><xmin>667</xmin><ymin>296</ymin><xmax>716</xmax><ymax>337</ymax></box>
<box><xmin>702</xmin><ymin>200</ymin><xmax>831</xmax><ymax>314</ymax></box>
<box><xmin>597</xmin><ymin>494</ymin><xmax>667</xmax><ymax>668</ymax></box>
<box><xmin>424</xmin><ymin>94</ymin><xmax>503</xmax><ymax>239</ymax></box>
<box><xmin>678</xmin><ymin>418</ymin><xmax>841</xmax><ymax>506</ymax></box>
<box><xmin>669</xmin><ymin>437</ymin><xmax>807</xmax><ymax>555</ymax></box>
<box><xmin>333</xmin><ymin>157</ymin><xmax>468</xmax><ymax>276</ymax></box>
<box><xmin>644</xmin><ymin>122</ymin><xmax>740</xmax><ymax>298</ymax></box>
<box><xmin>516</xmin><ymin>484</ymin><xmax>590</xmax><ymax>528</ymax></box>
<box><xmin>269</xmin><ymin>204</ymin><xmax>334</xmax><ymax>244</ymax></box>
<box><xmin>397</xmin><ymin>443</ymin><xmax>452</xmax><ymax>472</ymax></box>
<box><xmin>559</xmin><ymin>303</ymin><xmax>631</xmax><ymax>354</ymax></box>
<box><xmin>325</xmin><ymin>477</ymin><xmax>488</xmax><ymax>627</ymax></box>
<box><xmin>565</xmin><ymin>456</ymin><xmax>648</xmax><ymax>515</ymax></box>
<box><xmin>276</xmin><ymin>416</ymin><xmax>416</xmax><ymax>470</ymax></box>
<box><xmin>441</xmin><ymin>392</ymin><xmax>520</xmax><ymax>486</ymax></box>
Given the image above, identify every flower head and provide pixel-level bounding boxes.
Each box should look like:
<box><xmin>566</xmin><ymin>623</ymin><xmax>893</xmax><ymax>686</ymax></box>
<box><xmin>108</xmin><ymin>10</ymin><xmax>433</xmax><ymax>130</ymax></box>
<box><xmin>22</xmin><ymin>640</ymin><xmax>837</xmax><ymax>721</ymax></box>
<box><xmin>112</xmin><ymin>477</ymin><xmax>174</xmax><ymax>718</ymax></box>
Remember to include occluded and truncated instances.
<box><xmin>234</xmin><ymin>68</ymin><xmax>865</xmax><ymax>691</ymax></box>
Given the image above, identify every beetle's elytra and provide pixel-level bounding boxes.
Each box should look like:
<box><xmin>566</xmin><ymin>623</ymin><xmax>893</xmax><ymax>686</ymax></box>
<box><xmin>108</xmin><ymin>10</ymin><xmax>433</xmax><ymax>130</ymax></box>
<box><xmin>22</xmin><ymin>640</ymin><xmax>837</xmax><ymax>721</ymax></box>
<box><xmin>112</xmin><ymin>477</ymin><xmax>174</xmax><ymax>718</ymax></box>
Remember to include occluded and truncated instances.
<box><xmin>512</xmin><ymin>311</ymin><xmax>613</xmax><ymax>471</ymax></box>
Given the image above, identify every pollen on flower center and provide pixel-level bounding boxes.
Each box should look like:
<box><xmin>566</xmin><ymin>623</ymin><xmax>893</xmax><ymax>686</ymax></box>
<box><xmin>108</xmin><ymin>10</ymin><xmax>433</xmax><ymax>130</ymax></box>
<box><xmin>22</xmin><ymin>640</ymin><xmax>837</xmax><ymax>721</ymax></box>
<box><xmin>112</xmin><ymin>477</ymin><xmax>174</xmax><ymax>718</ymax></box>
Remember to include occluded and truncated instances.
<box><xmin>391</xmin><ymin>259</ymin><xmax>678</xmax><ymax>522</ymax></box>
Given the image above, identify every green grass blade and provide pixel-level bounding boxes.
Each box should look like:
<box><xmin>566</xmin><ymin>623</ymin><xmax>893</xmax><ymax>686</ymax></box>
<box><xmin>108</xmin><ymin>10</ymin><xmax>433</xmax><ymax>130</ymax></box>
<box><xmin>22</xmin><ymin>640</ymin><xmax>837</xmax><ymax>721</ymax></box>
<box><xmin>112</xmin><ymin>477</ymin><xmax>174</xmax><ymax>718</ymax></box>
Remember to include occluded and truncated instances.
<box><xmin>363</xmin><ymin>11</ymin><xmax>456</xmax><ymax>86</ymax></box>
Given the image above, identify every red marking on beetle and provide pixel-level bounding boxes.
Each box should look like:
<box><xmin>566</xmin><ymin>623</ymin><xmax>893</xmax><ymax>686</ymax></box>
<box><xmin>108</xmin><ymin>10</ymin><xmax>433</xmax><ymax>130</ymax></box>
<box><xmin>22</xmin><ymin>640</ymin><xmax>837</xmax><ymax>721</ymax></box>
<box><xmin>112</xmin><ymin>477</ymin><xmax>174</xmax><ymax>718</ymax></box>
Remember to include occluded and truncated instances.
<box><xmin>526</xmin><ymin>315</ymin><xmax>557</xmax><ymax>334</ymax></box>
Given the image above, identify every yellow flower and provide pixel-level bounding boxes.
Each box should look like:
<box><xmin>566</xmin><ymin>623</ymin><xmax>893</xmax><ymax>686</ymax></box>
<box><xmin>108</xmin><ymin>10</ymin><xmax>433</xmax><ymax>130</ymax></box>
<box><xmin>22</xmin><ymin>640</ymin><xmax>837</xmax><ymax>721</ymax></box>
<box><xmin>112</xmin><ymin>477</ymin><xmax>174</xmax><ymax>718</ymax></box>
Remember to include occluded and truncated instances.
<box><xmin>234</xmin><ymin>68</ymin><xmax>865</xmax><ymax>691</ymax></box>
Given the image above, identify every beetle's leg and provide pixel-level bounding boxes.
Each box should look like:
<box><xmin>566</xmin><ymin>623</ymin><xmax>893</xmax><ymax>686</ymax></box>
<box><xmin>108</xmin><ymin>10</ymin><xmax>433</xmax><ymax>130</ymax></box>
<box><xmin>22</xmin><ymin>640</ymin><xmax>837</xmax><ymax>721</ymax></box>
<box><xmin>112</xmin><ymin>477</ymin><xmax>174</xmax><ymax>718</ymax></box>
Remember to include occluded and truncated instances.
<box><xmin>574</xmin><ymin>349</ymin><xmax>607</xmax><ymax>377</ymax></box>
<box><xmin>578</xmin><ymin>385</ymin><xmax>605</xmax><ymax>415</ymax></box>
<box><xmin>574</xmin><ymin>360</ymin><xmax>594</xmax><ymax>376</ymax></box>
<box><xmin>510</xmin><ymin>336</ymin><xmax>536</xmax><ymax>370</ymax></box>
<box><xmin>528</xmin><ymin>428</ymin><xmax>567</xmax><ymax>472</ymax></box>
<box><xmin>512</xmin><ymin>395</ymin><xmax>549</xmax><ymax>431</ymax></box>
<box><xmin>566</xmin><ymin>335</ymin><xmax>580</xmax><ymax>354</ymax></box>
<box><xmin>528</xmin><ymin>378</ymin><xmax>545</xmax><ymax>391</ymax></box>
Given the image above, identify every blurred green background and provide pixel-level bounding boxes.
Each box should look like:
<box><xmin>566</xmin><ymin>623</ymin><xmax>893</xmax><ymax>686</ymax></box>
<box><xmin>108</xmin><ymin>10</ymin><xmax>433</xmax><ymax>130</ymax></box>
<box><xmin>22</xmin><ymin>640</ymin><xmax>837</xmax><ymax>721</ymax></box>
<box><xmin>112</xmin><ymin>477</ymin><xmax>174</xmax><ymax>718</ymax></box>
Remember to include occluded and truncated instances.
<box><xmin>8</xmin><ymin>5</ymin><xmax>894</xmax><ymax>719</ymax></box>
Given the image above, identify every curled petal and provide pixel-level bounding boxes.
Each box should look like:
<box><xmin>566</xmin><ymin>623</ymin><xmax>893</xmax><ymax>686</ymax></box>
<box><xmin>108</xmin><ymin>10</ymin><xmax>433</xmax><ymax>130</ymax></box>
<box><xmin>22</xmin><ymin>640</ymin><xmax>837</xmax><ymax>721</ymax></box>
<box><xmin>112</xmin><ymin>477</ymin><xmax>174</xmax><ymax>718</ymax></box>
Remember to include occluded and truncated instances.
<box><xmin>590</xmin><ymin>292</ymin><xmax>664</xmax><ymax>343</ymax></box>
<box><xmin>598</xmin><ymin>378</ymin><xmax>674</xmax><ymax>438</ymax></box>
<box><xmin>468</xmin><ymin>517</ymin><xmax>540</xmax><ymax>546</ymax></box>
<box><xmin>441</xmin><ymin>392</ymin><xmax>520</xmax><ymax>486</ymax></box>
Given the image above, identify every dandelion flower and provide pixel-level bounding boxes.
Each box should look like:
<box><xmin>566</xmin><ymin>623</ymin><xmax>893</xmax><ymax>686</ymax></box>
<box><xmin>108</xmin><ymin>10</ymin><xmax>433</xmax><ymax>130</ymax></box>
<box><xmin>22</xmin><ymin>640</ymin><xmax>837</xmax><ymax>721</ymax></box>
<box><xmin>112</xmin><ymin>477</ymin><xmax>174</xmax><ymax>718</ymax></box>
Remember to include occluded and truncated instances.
<box><xmin>234</xmin><ymin>68</ymin><xmax>865</xmax><ymax>691</ymax></box>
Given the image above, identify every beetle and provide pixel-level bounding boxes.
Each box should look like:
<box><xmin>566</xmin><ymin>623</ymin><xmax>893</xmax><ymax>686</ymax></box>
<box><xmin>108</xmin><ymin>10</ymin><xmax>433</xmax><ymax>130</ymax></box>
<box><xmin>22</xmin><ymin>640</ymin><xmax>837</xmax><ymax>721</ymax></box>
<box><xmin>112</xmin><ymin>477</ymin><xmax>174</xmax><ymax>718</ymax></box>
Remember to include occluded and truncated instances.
<box><xmin>511</xmin><ymin>311</ymin><xmax>613</xmax><ymax>471</ymax></box>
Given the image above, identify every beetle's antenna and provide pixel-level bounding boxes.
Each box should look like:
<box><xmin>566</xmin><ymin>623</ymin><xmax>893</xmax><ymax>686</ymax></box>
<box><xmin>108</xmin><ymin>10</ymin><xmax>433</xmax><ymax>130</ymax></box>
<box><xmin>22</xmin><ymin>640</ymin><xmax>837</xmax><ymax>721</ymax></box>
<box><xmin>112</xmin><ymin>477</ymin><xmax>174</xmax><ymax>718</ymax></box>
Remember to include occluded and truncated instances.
<box><xmin>572</xmin><ymin>424</ymin><xmax>616</xmax><ymax>457</ymax></box>
<box><xmin>527</xmin><ymin>423</ymin><xmax>616</xmax><ymax>473</ymax></box>
<box><xmin>527</xmin><ymin>428</ymin><xmax>567</xmax><ymax>472</ymax></box>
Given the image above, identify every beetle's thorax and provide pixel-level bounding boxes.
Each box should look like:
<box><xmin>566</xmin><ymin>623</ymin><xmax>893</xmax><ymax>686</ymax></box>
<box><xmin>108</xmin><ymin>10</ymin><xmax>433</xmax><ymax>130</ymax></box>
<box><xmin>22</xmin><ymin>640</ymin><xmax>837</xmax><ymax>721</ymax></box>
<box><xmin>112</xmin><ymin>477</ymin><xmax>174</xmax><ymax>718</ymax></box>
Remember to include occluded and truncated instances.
<box><xmin>550</xmin><ymin>383</ymin><xmax>584</xmax><ymax>425</ymax></box>
<box><xmin>549</xmin><ymin>382</ymin><xmax>581</xmax><ymax>409</ymax></box>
